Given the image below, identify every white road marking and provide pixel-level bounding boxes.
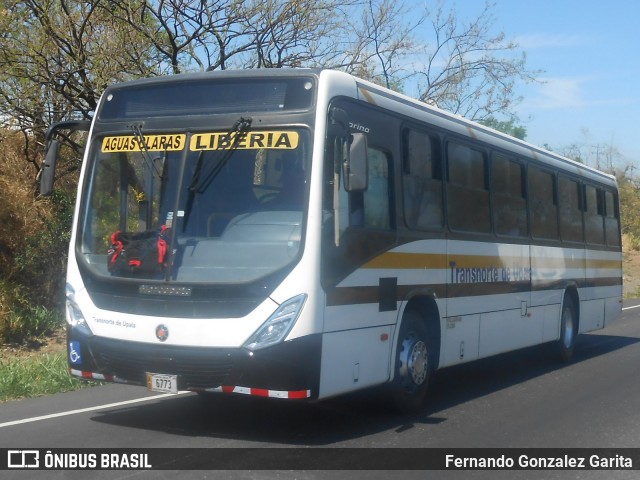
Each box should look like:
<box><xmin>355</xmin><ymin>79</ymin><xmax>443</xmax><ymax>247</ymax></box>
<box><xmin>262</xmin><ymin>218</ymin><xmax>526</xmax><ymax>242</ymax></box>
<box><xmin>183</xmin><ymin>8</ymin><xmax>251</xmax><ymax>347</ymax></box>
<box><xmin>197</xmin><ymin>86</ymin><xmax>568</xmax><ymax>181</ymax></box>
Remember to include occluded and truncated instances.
<box><xmin>622</xmin><ymin>304</ymin><xmax>640</xmax><ymax>311</ymax></box>
<box><xmin>0</xmin><ymin>391</ymin><xmax>191</xmax><ymax>429</ymax></box>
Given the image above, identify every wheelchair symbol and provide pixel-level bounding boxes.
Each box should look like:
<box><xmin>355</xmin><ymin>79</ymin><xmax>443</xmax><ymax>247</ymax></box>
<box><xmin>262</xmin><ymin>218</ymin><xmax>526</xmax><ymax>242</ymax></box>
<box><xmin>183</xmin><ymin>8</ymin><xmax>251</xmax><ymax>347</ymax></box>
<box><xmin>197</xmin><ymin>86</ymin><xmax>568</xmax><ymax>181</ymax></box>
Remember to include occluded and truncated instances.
<box><xmin>69</xmin><ymin>341</ymin><xmax>82</xmax><ymax>365</ymax></box>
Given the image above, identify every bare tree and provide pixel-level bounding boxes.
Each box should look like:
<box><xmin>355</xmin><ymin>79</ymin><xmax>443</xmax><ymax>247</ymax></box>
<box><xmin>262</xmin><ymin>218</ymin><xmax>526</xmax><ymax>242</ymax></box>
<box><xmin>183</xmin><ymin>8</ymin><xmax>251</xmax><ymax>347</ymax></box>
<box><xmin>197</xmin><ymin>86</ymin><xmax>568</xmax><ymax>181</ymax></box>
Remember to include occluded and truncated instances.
<box><xmin>340</xmin><ymin>0</ymin><xmax>424</xmax><ymax>89</ymax></box>
<box><xmin>106</xmin><ymin>0</ymin><xmax>347</xmax><ymax>73</ymax></box>
<box><xmin>1</xmin><ymin>0</ymin><xmax>538</xmax><ymax>150</ymax></box>
<box><xmin>344</xmin><ymin>0</ymin><xmax>538</xmax><ymax>122</ymax></box>
<box><xmin>414</xmin><ymin>1</ymin><xmax>537</xmax><ymax>120</ymax></box>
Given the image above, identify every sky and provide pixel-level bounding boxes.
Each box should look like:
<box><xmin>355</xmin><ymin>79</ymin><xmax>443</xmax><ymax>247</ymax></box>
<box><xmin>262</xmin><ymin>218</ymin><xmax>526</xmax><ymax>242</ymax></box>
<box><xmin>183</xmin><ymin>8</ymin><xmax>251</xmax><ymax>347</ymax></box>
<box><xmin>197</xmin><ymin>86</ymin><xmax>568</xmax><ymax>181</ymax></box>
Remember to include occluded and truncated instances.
<box><xmin>440</xmin><ymin>0</ymin><xmax>640</xmax><ymax>169</ymax></box>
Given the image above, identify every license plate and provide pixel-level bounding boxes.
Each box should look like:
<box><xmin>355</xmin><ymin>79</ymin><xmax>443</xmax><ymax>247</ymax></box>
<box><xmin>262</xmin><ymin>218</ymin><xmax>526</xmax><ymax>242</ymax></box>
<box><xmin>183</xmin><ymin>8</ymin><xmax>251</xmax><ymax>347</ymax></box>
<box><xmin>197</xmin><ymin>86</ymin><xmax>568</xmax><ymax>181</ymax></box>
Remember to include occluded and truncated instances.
<box><xmin>146</xmin><ymin>373</ymin><xmax>178</xmax><ymax>394</ymax></box>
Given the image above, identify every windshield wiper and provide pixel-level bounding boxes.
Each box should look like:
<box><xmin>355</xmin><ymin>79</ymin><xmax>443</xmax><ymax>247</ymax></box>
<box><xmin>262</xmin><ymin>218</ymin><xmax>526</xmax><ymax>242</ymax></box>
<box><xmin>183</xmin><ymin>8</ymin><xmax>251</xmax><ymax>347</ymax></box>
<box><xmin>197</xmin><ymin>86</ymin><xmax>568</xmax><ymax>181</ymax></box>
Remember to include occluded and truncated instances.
<box><xmin>188</xmin><ymin>117</ymin><xmax>252</xmax><ymax>194</ymax></box>
<box><xmin>130</xmin><ymin>123</ymin><xmax>162</xmax><ymax>178</ymax></box>
<box><xmin>182</xmin><ymin>117</ymin><xmax>252</xmax><ymax>231</ymax></box>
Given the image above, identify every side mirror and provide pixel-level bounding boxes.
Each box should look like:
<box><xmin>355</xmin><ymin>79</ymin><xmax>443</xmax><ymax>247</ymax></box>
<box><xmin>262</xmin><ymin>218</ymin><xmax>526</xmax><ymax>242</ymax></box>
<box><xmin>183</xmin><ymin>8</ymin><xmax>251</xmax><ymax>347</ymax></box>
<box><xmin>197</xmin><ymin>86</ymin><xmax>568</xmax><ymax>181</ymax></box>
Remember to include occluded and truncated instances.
<box><xmin>38</xmin><ymin>119</ymin><xmax>91</xmax><ymax>196</ymax></box>
<box><xmin>39</xmin><ymin>139</ymin><xmax>60</xmax><ymax>196</ymax></box>
<box><xmin>343</xmin><ymin>133</ymin><xmax>368</xmax><ymax>192</ymax></box>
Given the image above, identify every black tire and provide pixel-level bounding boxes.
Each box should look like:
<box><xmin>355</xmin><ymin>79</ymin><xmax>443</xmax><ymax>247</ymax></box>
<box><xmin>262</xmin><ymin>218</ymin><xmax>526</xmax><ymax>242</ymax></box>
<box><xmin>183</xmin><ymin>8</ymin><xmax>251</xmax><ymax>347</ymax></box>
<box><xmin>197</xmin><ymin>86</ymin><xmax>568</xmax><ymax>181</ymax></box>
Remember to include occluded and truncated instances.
<box><xmin>390</xmin><ymin>310</ymin><xmax>432</xmax><ymax>413</ymax></box>
<box><xmin>557</xmin><ymin>294</ymin><xmax>578</xmax><ymax>362</ymax></box>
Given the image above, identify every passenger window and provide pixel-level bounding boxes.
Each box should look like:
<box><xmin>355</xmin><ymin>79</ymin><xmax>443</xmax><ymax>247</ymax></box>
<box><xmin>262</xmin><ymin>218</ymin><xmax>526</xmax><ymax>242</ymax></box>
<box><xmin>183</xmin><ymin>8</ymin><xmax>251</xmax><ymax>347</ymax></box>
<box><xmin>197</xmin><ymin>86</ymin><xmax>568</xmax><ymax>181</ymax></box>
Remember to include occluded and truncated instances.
<box><xmin>605</xmin><ymin>190</ymin><xmax>621</xmax><ymax>247</ymax></box>
<box><xmin>402</xmin><ymin>129</ymin><xmax>443</xmax><ymax>230</ymax></box>
<box><xmin>529</xmin><ymin>167</ymin><xmax>558</xmax><ymax>240</ymax></box>
<box><xmin>351</xmin><ymin>147</ymin><xmax>391</xmax><ymax>229</ymax></box>
<box><xmin>558</xmin><ymin>175</ymin><xmax>583</xmax><ymax>243</ymax></box>
<box><xmin>492</xmin><ymin>154</ymin><xmax>527</xmax><ymax>237</ymax></box>
<box><xmin>447</xmin><ymin>142</ymin><xmax>490</xmax><ymax>233</ymax></box>
<box><xmin>584</xmin><ymin>185</ymin><xmax>605</xmax><ymax>245</ymax></box>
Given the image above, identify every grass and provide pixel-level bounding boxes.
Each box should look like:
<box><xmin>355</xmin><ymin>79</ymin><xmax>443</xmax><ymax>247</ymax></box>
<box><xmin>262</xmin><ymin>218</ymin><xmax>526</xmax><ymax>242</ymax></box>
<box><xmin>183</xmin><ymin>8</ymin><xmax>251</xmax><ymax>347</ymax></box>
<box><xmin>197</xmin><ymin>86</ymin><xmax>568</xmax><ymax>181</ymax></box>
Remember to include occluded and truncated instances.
<box><xmin>0</xmin><ymin>348</ymin><xmax>100</xmax><ymax>402</ymax></box>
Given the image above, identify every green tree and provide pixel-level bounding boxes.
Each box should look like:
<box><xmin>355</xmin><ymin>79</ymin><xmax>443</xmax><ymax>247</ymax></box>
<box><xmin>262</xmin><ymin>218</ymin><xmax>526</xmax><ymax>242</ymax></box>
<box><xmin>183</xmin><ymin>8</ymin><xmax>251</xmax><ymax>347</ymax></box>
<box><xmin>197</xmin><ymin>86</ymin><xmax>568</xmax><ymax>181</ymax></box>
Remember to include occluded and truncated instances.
<box><xmin>479</xmin><ymin>117</ymin><xmax>527</xmax><ymax>140</ymax></box>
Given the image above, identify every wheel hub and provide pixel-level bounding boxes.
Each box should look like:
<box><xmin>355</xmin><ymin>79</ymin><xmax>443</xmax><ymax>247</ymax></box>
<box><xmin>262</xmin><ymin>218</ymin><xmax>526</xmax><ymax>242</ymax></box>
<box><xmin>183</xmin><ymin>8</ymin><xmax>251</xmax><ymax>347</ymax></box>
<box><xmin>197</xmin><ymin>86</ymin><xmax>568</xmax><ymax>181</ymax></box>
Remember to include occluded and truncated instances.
<box><xmin>563</xmin><ymin>307</ymin><xmax>575</xmax><ymax>349</ymax></box>
<box><xmin>399</xmin><ymin>335</ymin><xmax>428</xmax><ymax>386</ymax></box>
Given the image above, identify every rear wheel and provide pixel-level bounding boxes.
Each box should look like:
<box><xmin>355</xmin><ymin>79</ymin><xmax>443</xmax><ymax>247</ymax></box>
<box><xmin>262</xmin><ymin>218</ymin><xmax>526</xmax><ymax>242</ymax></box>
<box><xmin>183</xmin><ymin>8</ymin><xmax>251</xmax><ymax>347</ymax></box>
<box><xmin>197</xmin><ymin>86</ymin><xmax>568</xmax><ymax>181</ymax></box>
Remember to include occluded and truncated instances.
<box><xmin>557</xmin><ymin>295</ymin><xmax>578</xmax><ymax>362</ymax></box>
<box><xmin>390</xmin><ymin>310</ymin><xmax>432</xmax><ymax>413</ymax></box>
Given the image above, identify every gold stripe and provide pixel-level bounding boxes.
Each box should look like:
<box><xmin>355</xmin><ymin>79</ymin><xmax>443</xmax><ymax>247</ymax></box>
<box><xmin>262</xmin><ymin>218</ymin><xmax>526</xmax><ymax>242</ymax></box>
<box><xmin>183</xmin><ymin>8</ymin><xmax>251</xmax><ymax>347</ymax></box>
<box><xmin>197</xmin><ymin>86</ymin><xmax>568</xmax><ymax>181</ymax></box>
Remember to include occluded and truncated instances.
<box><xmin>358</xmin><ymin>87</ymin><xmax>377</xmax><ymax>105</ymax></box>
<box><xmin>363</xmin><ymin>251</ymin><xmax>620</xmax><ymax>271</ymax></box>
<box><xmin>532</xmin><ymin>257</ymin><xmax>621</xmax><ymax>270</ymax></box>
<box><xmin>363</xmin><ymin>252</ymin><xmax>447</xmax><ymax>269</ymax></box>
<box><xmin>466</xmin><ymin>126</ymin><xmax>478</xmax><ymax>139</ymax></box>
<box><xmin>364</xmin><ymin>252</ymin><xmax>527</xmax><ymax>270</ymax></box>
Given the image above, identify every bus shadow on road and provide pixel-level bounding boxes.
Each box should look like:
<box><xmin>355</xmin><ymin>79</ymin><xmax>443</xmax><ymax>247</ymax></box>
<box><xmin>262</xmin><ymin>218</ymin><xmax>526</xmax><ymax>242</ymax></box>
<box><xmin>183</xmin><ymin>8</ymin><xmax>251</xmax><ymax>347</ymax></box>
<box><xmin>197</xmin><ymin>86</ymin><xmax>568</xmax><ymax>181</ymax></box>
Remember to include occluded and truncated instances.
<box><xmin>90</xmin><ymin>332</ymin><xmax>639</xmax><ymax>446</ymax></box>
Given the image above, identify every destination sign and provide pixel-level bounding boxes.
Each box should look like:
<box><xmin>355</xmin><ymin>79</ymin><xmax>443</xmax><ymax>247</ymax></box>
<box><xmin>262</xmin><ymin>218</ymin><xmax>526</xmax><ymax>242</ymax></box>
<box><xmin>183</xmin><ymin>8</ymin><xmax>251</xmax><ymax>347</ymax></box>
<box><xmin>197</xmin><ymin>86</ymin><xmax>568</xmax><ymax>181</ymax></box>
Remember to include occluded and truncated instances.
<box><xmin>100</xmin><ymin>131</ymin><xmax>299</xmax><ymax>153</ymax></box>
<box><xmin>101</xmin><ymin>134</ymin><xmax>186</xmax><ymax>153</ymax></box>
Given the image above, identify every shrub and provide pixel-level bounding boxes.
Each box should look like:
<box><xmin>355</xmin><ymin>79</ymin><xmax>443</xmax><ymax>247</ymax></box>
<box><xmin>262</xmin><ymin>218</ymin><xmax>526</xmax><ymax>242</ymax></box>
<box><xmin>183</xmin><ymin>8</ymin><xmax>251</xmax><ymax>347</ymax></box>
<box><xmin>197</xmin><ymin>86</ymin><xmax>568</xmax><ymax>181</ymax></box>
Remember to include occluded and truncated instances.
<box><xmin>0</xmin><ymin>280</ymin><xmax>64</xmax><ymax>343</ymax></box>
<box><xmin>15</xmin><ymin>189</ymin><xmax>75</xmax><ymax>309</ymax></box>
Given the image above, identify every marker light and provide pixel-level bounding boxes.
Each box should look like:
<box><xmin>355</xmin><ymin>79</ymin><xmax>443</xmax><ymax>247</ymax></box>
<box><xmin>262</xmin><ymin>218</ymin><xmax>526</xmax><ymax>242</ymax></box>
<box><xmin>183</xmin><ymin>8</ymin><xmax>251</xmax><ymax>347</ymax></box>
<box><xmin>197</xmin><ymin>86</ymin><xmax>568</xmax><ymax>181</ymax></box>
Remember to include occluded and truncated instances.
<box><xmin>65</xmin><ymin>285</ymin><xmax>93</xmax><ymax>337</ymax></box>
<box><xmin>244</xmin><ymin>294</ymin><xmax>307</xmax><ymax>352</ymax></box>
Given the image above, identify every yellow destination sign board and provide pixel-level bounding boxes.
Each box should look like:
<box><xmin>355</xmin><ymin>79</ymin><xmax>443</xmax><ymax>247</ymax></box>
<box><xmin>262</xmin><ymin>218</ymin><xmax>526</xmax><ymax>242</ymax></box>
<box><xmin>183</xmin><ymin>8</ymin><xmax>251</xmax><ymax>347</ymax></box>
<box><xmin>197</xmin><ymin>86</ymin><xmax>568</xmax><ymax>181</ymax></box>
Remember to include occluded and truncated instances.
<box><xmin>190</xmin><ymin>131</ymin><xmax>299</xmax><ymax>151</ymax></box>
<box><xmin>101</xmin><ymin>131</ymin><xmax>299</xmax><ymax>153</ymax></box>
<box><xmin>101</xmin><ymin>134</ymin><xmax>186</xmax><ymax>153</ymax></box>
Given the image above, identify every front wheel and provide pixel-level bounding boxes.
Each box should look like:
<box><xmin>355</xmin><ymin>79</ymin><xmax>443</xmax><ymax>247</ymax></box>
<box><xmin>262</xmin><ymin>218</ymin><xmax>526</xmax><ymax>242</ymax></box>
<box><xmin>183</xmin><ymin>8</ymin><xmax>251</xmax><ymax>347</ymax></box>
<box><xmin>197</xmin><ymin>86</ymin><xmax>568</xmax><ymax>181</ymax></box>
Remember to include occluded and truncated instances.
<box><xmin>390</xmin><ymin>310</ymin><xmax>432</xmax><ymax>413</ymax></box>
<box><xmin>557</xmin><ymin>295</ymin><xmax>578</xmax><ymax>362</ymax></box>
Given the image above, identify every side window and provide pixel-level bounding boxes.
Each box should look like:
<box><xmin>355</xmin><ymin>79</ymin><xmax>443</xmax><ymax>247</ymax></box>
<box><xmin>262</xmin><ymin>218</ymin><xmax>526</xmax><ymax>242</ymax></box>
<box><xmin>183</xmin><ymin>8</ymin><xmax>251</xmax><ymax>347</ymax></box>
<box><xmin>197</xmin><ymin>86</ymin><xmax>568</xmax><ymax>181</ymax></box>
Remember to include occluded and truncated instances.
<box><xmin>605</xmin><ymin>190</ymin><xmax>621</xmax><ymax>247</ymax></box>
<box><xmin>584</xmin><ymin>185</ymin><xmax>605</xmax><ymax>245</ymax></box>
<box><xmin>492</xmin><ymin>154</ymin><xmax>527</xmax><ymax>237</ymax></box>
<box><xmin>402</xmin><ymin>128</ymin><xmax>443</xmax><ymax>230</ymax></box>
<box><xmin>529</xmin><ymin>166</ymin><xmax>558</xmax><ymax>240</ymax></box>
<box><xmin>447</xmin><ymin>142</ymin><xmax>490</xmax><ymax>233</ymax></box>
<box><xmin>351</xmin><ymin>146</ymin><xmax>391</xmax><ymax>229</ymax></box>
<box><xmin>558</xmin><ymin>175</ymin><xmax>584</xmax><ymax>243</ymax></box>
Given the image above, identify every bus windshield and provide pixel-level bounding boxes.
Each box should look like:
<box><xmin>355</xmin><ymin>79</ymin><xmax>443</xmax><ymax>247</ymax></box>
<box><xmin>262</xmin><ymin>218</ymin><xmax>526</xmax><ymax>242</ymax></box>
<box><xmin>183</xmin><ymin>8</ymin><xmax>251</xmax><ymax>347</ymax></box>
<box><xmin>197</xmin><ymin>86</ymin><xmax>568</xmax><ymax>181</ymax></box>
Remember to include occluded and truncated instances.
<box><xmin>79</xmin><ymin>128</ymin><xmax>310</xmax><ymax>284</ymax></box>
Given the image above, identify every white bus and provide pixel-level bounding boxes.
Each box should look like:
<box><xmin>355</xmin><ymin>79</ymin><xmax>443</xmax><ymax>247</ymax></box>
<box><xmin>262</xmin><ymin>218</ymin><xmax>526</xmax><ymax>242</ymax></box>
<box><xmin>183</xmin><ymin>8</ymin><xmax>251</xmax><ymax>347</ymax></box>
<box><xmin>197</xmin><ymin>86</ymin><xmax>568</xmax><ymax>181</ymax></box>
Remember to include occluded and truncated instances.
<box><xmin>42</xmin><ymin>69</ymin><xmax>622</xmax><ymax>411</ymax></box>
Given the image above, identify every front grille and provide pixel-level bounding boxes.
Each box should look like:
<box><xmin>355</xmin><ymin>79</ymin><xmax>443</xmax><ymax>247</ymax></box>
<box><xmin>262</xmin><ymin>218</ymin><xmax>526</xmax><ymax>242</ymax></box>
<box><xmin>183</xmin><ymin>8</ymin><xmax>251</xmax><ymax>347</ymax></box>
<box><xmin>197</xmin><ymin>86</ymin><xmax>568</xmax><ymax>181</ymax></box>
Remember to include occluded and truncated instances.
<box><xmin>90</xmin><ymin>338</ymin><xmax>242</xmax><ymax>389</ymax></box>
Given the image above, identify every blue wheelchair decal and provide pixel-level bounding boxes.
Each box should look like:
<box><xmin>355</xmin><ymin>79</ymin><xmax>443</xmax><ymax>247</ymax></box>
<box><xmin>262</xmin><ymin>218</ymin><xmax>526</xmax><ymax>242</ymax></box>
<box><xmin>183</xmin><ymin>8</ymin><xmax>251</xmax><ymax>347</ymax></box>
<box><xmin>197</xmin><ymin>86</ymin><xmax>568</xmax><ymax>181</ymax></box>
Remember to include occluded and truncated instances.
<box><xmin>69</xmin><ymin>341</ymin><xmax>82</xmax><ymax>365</ymax></box>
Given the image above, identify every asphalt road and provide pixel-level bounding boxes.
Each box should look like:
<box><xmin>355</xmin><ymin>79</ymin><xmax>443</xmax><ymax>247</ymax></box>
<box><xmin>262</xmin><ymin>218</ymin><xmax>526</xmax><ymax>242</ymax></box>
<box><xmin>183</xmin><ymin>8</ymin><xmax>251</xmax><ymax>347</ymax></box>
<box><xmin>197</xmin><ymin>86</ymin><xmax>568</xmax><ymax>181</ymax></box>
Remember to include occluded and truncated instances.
<box><xmin>1</xmin><ymin>300</ymin><xmax>640</xmax><ymax>480</ymax></box>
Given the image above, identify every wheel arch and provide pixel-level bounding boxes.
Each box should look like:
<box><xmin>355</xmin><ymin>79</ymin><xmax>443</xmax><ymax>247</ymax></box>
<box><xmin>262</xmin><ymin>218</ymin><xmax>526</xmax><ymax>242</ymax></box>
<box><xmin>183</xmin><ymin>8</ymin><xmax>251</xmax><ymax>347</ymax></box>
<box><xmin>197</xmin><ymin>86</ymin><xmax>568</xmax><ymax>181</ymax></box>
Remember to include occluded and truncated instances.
<box><xmin>396</xmin><ymin>289</ymin><xmax>442</xmax><ymax>371</ymax></box>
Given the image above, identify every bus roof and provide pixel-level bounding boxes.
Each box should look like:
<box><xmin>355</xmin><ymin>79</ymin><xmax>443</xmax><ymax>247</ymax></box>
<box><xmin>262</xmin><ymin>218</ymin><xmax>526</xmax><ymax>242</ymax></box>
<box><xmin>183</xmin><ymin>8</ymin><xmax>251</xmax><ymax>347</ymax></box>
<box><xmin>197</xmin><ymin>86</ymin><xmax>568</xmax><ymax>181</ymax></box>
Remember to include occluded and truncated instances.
<box><xmin>321</xmin><ymin>69</ymin><xmax>617</xmax><ymax>187</ymax></box>
<box><xmin>100</xmin><ymin>68</ymin><xmax>616</xmax><ymax>187</ymax></box>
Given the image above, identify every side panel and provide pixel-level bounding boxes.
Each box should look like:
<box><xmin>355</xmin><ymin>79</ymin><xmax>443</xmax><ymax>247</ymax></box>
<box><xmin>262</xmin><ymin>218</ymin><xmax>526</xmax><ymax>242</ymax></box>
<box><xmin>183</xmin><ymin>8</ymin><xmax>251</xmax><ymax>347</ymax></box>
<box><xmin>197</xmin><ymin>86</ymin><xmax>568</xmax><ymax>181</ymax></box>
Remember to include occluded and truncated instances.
<box><xmin>441</xmin><ymin>314</ymin><xmax>480</xmax><ymax>365</ymax></box>
<box><xmin>447</xmin><ymin>241</ymin><xmax>533</xmax><ymax>360</ymax></box>
<box><xmin>582</xmin><ymin>248</ymin><xmax>623</xmax><ymax>330</ymax></box>
<box><xmin>319</xmin><ymin>326</ymin><xmax>393</xmax><ymax>398</ymax></box>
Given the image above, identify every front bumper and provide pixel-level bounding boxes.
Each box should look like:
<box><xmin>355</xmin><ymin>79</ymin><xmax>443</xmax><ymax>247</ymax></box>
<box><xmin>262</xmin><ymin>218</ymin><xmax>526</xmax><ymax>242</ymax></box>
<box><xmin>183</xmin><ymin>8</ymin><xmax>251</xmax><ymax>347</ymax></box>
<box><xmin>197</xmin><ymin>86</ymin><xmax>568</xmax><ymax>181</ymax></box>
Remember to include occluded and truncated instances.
<box><xmin>67</xmin><ymin>329</ymin><xmax>322</xmax><ymax>400</ymax></box>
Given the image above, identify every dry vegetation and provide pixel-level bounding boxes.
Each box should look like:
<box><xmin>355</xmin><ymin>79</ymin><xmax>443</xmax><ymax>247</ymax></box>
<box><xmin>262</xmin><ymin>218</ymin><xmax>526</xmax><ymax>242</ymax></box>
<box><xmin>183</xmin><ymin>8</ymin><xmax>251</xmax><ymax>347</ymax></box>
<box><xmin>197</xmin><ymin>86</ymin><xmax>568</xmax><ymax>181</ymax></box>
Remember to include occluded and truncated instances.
<box><xmin>623</xmin><ymin>237</ymin><xmax>640</xmax><ymax>298</ymax></box>
<box><xmin>0</xmin><ymin>131</ymin><xmax>41</xmax><ymax>269</ymax></box>
<box><xmin>0</xmin><ymin>130</ymin><xmax>70</xmax><ymax>344</ymax></box>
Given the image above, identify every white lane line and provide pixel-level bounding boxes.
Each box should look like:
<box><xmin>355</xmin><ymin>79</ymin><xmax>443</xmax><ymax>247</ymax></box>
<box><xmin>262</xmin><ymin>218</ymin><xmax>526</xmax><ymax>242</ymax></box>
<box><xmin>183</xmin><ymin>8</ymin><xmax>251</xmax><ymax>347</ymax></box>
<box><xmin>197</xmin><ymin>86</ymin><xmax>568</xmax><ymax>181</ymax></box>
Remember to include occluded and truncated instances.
<box><xmin>0</xmin><ymin>391</ymin><xmax>191</xmax><ymax>429</ymax></box>
<box><xmin>622</xmin><ymin>304</ymin><xmax>640</xmax><ymax>311</ymax></box>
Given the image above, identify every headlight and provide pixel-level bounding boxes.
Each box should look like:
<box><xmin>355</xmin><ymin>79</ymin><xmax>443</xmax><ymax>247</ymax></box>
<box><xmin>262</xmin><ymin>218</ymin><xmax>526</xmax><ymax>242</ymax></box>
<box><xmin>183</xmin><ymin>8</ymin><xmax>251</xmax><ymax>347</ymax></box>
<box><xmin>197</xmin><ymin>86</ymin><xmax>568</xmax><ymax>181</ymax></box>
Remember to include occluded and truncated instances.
<box><xmin>66</xmin><ymin>286</ymin><xmax>93</xmax><ymax>336</ymax></box>
<box><xmin>244</xmin><ymin>294</ymin><xmax>307</xmax><ymax>352</ymax></box>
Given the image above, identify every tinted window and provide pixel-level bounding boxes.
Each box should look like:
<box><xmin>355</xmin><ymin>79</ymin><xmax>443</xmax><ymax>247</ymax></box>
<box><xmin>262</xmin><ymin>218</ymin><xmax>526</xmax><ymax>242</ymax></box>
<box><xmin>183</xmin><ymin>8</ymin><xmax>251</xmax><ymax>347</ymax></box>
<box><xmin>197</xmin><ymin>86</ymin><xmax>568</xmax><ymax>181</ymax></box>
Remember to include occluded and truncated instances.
<box><xmin>605</xmin><ymin>190</ymin><xmax>621</xmax><ymax>247</ymax></box>
<box><xmin>402</xmin><ymin>129</ymin><xmax>443</xmax><ymax>229</ymax></box>
<box><xmin>558</xmin><ymin>175</ymin><xmax>583</xmax><ymax>243</ymax></box>
<box><xmin>363</xmin><ymin>147</ymin><xmax>391</xmax><ymax>229</ymax></box>
<box><xmin>492</xmin><ymin>154</ymin><xmax>527</xmax><ymax>237</ymax></box>
<box><xmin>447</xmin><ymin>142</ymin><xmax>490</xmax><ymax>233</ymax></box>
<box><xmin>529</xmin><ymin>167</ymin><xmax>558</xmax><ymax>240</ymax></box>
<box><xmin>584</xmin><ymin>185</ymin><xmax>605</xmax><ymax>245</ymax></box>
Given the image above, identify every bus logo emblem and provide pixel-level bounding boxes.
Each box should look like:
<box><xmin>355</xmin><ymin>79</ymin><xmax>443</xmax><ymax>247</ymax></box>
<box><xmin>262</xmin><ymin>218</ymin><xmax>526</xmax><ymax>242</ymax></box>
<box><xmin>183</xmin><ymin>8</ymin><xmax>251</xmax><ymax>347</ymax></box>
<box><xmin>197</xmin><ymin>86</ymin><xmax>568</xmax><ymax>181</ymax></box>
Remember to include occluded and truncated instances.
<box><xmin>155</xmin><ymin>324</ymin><xmax>169</xmax><ymax>342</ymax></box>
